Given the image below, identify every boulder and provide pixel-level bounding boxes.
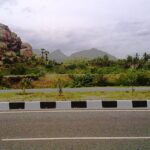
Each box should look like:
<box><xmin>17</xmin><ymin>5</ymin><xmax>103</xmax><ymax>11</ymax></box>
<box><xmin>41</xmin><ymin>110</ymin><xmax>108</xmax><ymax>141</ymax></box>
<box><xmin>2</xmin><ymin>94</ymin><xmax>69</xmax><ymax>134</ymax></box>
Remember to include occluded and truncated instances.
<box><xmin>8</xmin><ymin>32</ymin><xmax>22</xmax><ymax>52</ymax></box>
<box><xmin>0</xmin><ymin>23</ymin><xmax>11</xmax><ymax>42</ymax></box>
<box><xmin>20</xmin><ymin>43</ymin><xmax>32</xmax><ymax>57</ymax></box>
<box><xmin>5</xmin><ymin>51</ymin><xmax>16</xmax><ymax>57</ymax></box>
<box><xmin>0</xmin><ymin>23</ymin><xmax>32</xmax><ymax>59</ymax></box>
<box><xmin>0</xmin><ymin>42</ymin><xmax>7</xmax><ymax>50</ymax></box>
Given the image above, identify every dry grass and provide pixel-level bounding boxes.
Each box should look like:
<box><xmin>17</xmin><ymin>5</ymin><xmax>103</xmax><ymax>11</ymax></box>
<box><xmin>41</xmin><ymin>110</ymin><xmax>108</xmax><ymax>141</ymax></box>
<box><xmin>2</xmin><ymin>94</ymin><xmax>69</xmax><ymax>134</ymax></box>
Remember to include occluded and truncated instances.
<box><xmin>32</xmin><ymin>74</ymin><xmax>72</xmax><ymax>88</ymax></box>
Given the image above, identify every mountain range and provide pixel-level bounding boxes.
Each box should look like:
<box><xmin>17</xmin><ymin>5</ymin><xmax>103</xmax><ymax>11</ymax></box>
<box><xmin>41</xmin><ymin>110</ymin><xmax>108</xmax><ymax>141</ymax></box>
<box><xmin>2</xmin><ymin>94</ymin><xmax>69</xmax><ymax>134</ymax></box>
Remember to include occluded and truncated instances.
<box><xmin>33</xmin><ymin>48</ymin><xmax>116</xmax><ymax>62</ymax></box>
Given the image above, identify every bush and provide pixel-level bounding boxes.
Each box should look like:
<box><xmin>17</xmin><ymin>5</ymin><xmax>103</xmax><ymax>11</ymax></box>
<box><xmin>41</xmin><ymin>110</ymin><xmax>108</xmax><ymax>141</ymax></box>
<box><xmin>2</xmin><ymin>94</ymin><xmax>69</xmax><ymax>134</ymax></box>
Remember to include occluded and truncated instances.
<box><xmin>66</xmin><ymin>64</ymin><xmax>77</xmax><ymax>70</ymax></box>
<box><xmin>26</xmin><ymin>67</ymin><xmax>46</xmax><ymax>76</ymax></box>
<box><xmin>0</xmin><ymin>73</ymin><xmax>3</xmax><ymax>83</ymax></box>
<box><xmin>70</xmin><ymin>74</ymin><xmax>95</xmax><ymax>87</ymax></box>
<box><xmin>136</xmin><ymin>72</ymin><xmax>150</xmax><ymax>86</ymax></box>
<box><xmin>116</xmin><ymin>71</ymin><xmax>150</xmax><ymax>86</ymax></box>
<box><xmin>93</xmin><ymin>75</ymin><xmax>109</xmax><ymax>86</ymax></box>
<box><xmin>10</xmin><ymin>64</ymin><xmax>27</xmax><ymax>75</ymax></box>
<box><xmin>116</xmin><ymin>72</ymin><xmax>137</xmax><ymax>86</ymax></box>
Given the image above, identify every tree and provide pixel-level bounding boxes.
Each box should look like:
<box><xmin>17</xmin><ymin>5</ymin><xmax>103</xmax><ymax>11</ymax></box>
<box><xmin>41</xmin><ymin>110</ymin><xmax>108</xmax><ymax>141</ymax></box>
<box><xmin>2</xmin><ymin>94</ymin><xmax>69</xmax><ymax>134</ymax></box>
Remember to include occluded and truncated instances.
<box><xmin>127</xmin><ymin>69</ymin><xmax>137</xmax><ymax>99</ymax></box>
<box><xmin>20</xmin><ymin>78</ymin><xmax>32</xmax><ymax>94</ymax></box>
<box><xmin>143</xmin><ymin>52</ymin><xmax>149</xmax><ymax>62</ymax></box>
<box><xmin>101</xmin><ymin>55</ymin><xmax>108</xmax><ymax>66</ymax></box>
<box><xmin>45</xmin><ymin>51</ymin><xmax>49</xmax><ymax>61</ymax></box>
<box><xmin>126</xmin><ymin>55</ymin><xmax>133</xmax><ymax>68</ymax></box>
<box><xmin>57</xmin><ymin>78</ymin><xmax>63</xmax><ymax>96</ymax></box>
<box><xmin>41</xmin><ymin>48</ymin><xmax>45</xmax><ymax>60</ymax></box>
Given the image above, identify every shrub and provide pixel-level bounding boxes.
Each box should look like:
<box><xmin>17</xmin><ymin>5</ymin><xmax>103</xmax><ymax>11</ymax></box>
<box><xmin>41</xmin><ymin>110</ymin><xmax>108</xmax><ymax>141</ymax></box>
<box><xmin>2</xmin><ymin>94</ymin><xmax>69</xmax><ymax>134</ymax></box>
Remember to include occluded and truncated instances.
<box><xmin>66</xmin><ymin>64</ymin><xmax>77</xmax><ymax>70</ymax></box>
<box><xmin>136</xmin><ymin>72</ymin><xmax>150</xmax><ymax>86</ymax></box>
<box><xmin>70</xmin><ymin>74</ymin><xmax>95</xmax><ymax>87</ymax></box>
<box><xmin>20</xmin><ymin>78</ymin><xmax>32</xmax><ymax>93</ymax></box>
<box><xmin>10</xmin><ymin>64</ymin><xmax>27</xmax><ymax>75</ymax></box>
<box><xmin>0</xmin><ymin>73</ymin><xmax>3</xmax><ymax>83</ymax></box>
<box><xmin>93</xmin><ymin>75</ymin><xmax>109</xmax><ymax>86</ymax></box>
<box><xmin>116</xmin><ymin>72</ymin><xmax>137</xmax><ymax>86</ymax></box>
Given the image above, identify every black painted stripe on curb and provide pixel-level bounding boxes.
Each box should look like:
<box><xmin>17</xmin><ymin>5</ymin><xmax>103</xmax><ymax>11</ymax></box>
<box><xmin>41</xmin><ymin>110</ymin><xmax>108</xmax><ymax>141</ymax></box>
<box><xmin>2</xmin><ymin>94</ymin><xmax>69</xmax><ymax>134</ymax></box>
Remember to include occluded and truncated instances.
<box><xmin>132</xmin><ymin>101</ymin><xmax>147</xmax><ymax>108</ymax></box>
<box><xmin>9</xmin><ymin>102</ymin><xmax>25</xmax><ymax>110</ymax></box>
<box><xmin>40</xmin><ymin>102</ymin><xmax>56</xmax><ymax>109</ymax></box>
<box><xmin>71</xmin><ymin>101</ymin><xmax>87</xmax><ymax>108</ymax></box>
<box><xmin>102</xmin><ymin>101</ymin><xmax>117</xmax><ymax>108</ymax></box>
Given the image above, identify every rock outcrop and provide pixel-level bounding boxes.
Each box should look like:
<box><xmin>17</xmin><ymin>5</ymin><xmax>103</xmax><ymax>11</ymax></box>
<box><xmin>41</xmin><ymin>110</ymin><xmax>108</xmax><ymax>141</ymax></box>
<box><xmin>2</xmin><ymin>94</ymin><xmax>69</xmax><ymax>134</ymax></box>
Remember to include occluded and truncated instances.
<box><xmin>20</xmin><ymin>43</ymin><xmax>33</xmax><ymax>57</ymax></box>
<box><xmin>0</xmin><ymin>23</ymin><xmax>32</xmax><ymax>59</ymax></box>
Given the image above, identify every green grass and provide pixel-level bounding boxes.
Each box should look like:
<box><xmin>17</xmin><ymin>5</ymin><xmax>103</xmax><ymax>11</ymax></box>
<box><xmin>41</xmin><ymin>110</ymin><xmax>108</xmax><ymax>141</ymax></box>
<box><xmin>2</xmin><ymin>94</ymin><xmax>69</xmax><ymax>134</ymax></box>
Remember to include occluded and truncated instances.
<box><xmin>0</xmin><ymin>91</ymin><xmax>149</xmax><ymax>102</ymax></box>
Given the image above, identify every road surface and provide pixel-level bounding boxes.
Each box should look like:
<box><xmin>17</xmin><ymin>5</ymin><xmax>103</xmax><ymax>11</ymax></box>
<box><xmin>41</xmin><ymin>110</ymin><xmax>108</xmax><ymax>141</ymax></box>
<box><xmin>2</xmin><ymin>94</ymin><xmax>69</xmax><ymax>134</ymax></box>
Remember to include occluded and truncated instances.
<box><xmin>0</xmin><ymin>86</ymin><xmax>150</xmax><ymax>93</ymax></box>
<box><xmin>0</xmin><ymin>110</ymin><xmax>150</xmax><ymax>150</ymax></box>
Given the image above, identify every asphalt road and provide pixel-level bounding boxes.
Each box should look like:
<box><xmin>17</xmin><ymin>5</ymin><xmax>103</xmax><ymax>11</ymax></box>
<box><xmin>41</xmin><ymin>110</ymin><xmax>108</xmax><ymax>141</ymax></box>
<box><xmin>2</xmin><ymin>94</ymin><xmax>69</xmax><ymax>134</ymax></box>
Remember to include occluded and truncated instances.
<box><xmin>0</xmin><ymin>110</ymin><xmax>150</xmax><ymax>150</ymax></box>
<box><xmin>0</xmin><ymin>87</ymin><xmax>150</xmax><ymax>93</ymax></box>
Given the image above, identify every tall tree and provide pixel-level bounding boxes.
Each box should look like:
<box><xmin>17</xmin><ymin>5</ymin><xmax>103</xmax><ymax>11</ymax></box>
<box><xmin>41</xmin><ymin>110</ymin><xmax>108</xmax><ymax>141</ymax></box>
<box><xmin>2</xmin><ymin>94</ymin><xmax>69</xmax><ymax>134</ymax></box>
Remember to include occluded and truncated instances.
<box><xmin>143</xmin><ymin>52</ymin><xmax>149</xmax><ymax>62</ymax></box>
<box><xmin>126</xmin><ymin>55</ymin><xmax>133</xmax><ymax>68</ymax></box>
<box><xmin>41</xmin><ymin>48</ymin><xmax>45</xmax><ymax>59</ymax></box>
<box><xmin>45</xmin><ymin>51</ymin><xmax>49</xmax><ymax>61</ymax></box>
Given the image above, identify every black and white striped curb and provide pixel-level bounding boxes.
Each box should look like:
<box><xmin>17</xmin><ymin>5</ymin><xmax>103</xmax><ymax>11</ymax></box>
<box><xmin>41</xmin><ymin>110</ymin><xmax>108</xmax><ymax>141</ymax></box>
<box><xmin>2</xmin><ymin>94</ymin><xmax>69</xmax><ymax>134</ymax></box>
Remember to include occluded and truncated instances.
<box><xmin>0</xmin><ymin>100</ymin><xmax>150</xmax><ymax>111</ymax></box>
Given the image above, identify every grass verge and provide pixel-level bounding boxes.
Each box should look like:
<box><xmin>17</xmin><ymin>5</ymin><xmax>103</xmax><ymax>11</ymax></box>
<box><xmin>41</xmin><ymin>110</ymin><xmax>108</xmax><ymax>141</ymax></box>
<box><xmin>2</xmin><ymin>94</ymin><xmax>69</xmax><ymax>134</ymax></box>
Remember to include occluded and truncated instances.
<box><xmin>0</xmin><ymin>91</ymin><xmax>149</xmax><ymax>102</ymax></box>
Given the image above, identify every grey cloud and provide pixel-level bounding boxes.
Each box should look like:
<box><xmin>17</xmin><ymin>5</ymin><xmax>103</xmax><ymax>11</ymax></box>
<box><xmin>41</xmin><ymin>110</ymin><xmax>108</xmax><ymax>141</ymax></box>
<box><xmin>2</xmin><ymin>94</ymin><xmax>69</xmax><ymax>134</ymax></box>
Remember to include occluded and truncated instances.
<box><xmin>12</xmin><ymin>26</ymin><xmax>107</xmax><ymax>53</ymax></box>
<box><xmin>11</xmin><ymin>20</ymin><xmax>150</xmax><ymax>58</ymax></box>
<box><xmin>0</xmin><ymin>0</ymin><xmax>17</xmax><ymax>6</ymax></box>
<box><xmin>115</xmin><ymin>21</ymin><xmax>144</xmax><ymax>35</ymax></box>
<box><xmin>115</xmin><ymin>21</ymin><xmax>150</xmax><ymax>37</ymax></box>
<box><xmin>136</xmin><ymin>30</ymin><xmax>150</xmax><ymax>37</ymax></box>
<box><xmin>22</xmin><ymin>7</ymin><xmax>32</xmax><ymax>13</ymax></box>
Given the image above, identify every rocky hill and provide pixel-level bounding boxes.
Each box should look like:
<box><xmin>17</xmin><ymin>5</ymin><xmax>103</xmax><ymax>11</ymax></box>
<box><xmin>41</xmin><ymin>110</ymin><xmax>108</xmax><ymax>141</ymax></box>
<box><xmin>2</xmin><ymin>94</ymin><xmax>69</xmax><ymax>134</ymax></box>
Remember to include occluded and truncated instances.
<box><xmin>70</xmin><ymin>48</ymin><xmax>116</xmax><ymax>60</ymax></box>
<box><xmin>34</xmin><ymin>48</ymin><xmax>116</xmax><ymax>62</ymax></box>
<box><xmin>48</xmin><ymin>49</ymin><xmax>67</xmax><ymax>62</ymax></box>
<box><xmin>0</xmin><ymin>23</ymin><xmax>32</xmax><ymax>61</ymax></box>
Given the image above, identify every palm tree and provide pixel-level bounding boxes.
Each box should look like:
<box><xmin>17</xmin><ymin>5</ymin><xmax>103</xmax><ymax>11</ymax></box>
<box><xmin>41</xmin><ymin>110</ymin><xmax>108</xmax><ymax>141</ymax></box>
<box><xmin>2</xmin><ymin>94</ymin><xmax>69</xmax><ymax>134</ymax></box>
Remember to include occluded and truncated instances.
<box><xmin>41</xmin><ymin>48</ymin><xmax>45</xmax><ymax>59</ymax></box>
<box><xmin>45</xmin><ymin>51</ymin><xmax>49</xmax><ymax>61</ymax></box>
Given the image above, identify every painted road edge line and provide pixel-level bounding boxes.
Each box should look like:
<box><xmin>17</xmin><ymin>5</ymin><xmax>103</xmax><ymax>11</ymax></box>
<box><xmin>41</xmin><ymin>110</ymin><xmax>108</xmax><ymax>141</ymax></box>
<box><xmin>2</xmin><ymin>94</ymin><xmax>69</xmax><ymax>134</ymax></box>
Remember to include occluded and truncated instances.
<box><xmin>0</xmin><ymin>109</ymin><xmax>150</xmax><ymax>114</ymax></box>
<box><xmin>2</xmin><ymin>137</ymin><xmax>150</xmax><ymax>141</ymax></box>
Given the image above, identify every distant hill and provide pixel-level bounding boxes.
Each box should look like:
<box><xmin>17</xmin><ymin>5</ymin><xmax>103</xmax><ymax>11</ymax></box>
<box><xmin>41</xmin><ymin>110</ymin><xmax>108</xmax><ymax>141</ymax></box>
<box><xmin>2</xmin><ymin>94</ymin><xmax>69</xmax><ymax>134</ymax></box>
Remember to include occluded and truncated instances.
<box><xmin>33</xmin><ymin>48</ymin><xmax>116</xmax><ymax>62</ymax></box>
<box><xmin>48</xmin><ymin>49</ymin><xmax>67</xmax><ymax>62</ymax></box>
<box><xmin>70</xmin><ymin>48</ymin><xmax>116</xmax><ymax>60</ymax></box>
<box><xmin>33</xmin><ymin>49</ymin><xmax>41</xmax><ymax>56</ymax></box>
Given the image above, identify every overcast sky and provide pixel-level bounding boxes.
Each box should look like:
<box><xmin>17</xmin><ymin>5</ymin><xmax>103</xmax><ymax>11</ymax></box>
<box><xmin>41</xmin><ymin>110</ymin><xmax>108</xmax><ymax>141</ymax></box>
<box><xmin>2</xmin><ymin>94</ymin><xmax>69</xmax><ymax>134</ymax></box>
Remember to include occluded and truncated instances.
<box><xmin>0</xmin><ymin>0</ymin><xmax>150</xmax><ymax>58</ymax></box>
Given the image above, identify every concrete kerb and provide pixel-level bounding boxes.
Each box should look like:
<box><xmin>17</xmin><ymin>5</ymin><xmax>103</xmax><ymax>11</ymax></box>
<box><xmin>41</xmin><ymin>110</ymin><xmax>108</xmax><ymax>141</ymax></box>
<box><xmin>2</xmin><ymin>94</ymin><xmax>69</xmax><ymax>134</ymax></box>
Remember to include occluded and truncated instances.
<box><xmin>148</xmin><ymin>100</ymin><xmax>150</xmax><ymax>108</ymax></box>
<box><xmin>56</xmin><ymin>101</ymin><xmax>71</xmax><ymax>109</ymax></box>
<box><xmin>0</xmin><ymin>100</ymin><xmax>150</xmax><ymax>111</ymax></box>
<box><xmin>87</xmin><ymin>100</ymin><xmax>102</xmax><ymax>109</ymax></box>
<box><xmin>117</xmin><ymin>100</ymin><xmax>132</xmax><ymax>109</ymax></box>
<box><xmin>25</xmin><ymin>101</ymin><xmax>40</xmax><ymax>110</ymax></box>
<box><xmin>0</xmin><ymin>102</ymin><xmax>9</xmax><ymax>111</ymax></box>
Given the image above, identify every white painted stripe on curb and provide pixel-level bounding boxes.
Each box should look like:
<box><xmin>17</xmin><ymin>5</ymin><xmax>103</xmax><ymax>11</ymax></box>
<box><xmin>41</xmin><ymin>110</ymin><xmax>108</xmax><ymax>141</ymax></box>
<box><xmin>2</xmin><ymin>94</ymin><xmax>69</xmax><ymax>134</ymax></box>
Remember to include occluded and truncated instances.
<box><xmin>148</xmin><ymin>100</ymin><xmax>150</xmax><ymax>108</ymax></box>
<box><xmin>117</xmin><ymin>100</ymin><xmax>132</xmax><ymax>109</ymax></box>
<box><xmin>2</xmin><ymin>136</ymin><xmax>150</xmax><ymax>142</ymax></box>
<box><xmin>0</xmin><ymin>102</ymin><xmax>9</xmax><ymax>111</ymax></box>
<box><xmin>56</xmin><ymin>101</ymin><xmax>71</xmax><ymax>109</ymax></box>
<box><xmin>87</xmin><ymin>100</ymin><xmax>102</xmax><ymax>109</ymax></box>
<box><xmin>25</xmin><ymin>101</ymin><xmax>40</xmax><ymax>110</ymax></box>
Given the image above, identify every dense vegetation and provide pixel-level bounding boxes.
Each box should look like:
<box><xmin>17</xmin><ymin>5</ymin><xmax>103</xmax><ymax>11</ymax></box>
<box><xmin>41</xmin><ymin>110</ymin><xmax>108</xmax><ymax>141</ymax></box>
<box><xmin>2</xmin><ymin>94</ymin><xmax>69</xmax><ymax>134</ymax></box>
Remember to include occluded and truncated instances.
<box><xmin>0</xmin><ymin>52</ymin><xmax>150</xmax><ymax>89</ymax></box>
